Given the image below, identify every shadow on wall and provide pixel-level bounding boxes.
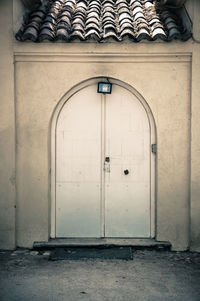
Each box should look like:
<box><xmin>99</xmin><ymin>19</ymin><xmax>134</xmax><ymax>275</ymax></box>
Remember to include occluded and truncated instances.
<box><xmin>21</xmin><ymin>0</ymin><xmax>44</xmax><ymax>10</ymax></box>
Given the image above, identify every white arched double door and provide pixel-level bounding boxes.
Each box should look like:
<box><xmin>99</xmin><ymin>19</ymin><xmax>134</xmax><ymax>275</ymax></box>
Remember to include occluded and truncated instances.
<box><xmin>55</xmin><ymin>83</ymin><xmax>152</xmax><ymax>238</ymax></box>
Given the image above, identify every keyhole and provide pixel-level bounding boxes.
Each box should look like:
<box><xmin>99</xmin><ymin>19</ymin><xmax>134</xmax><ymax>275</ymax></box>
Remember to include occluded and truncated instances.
<box><xmin>124</xmin><ymin>169</ymin><xmax>129</xmax><ymax>175</ymax></box>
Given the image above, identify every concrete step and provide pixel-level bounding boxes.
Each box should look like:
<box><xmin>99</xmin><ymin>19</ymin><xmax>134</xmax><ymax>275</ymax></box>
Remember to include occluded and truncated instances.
<box><xmin>33</xmin><ymin>238</ymin><xmax>171</xmax><ymax>250</ymax></box>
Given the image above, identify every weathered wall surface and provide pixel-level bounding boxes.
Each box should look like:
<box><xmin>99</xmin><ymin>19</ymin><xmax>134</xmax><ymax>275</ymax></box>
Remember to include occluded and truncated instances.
<box><xmin>190</xmin><ymin>43</ymin><xmax>200</xmax><ymax>252</ymax></box>
<box><xmin>0</xmin><ymin>0</ymin><xmax>200</xmax><ymax>251</ymax></box>
<box><xmin>190</xmin><ymin>0</ymin><xmax>200</xmax><ymax>253</ymax></box>
<box><xmin>13</xmin><ymin>0</ymin><xmax>25</xmax><ymax>34</ymax></box>
<box><xmin>15</xmin><ymin>47</ymin><xmax>191</xmax><ymax>250</ymax></box>
<box><xmin>0</xmin><ymin>0</ymin><xmax>15</xmax><ymax>249</ymax></box>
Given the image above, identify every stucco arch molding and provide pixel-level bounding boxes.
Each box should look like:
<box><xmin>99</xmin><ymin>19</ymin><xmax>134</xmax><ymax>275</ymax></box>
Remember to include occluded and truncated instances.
<box><xmin>50</xmin><ymin>77</ymin><xmax>157</xmax><ymax>238</ymax></box>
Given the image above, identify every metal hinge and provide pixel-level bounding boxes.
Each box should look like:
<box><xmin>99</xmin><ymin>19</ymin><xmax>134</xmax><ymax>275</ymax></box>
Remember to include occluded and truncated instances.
<box><xmin>152</xmin><ymin>144</ymin><xmax>157</xmax><ymax>154</ymax></box>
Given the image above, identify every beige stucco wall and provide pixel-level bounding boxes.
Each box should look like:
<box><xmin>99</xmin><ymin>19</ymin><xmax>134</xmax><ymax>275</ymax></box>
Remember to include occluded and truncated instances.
<box><xmin>185</xmin><ymin>1</ymin><xmax>193</xmax><ymax>20</ymax></box>
<box><xmin>13</xmin><ymin>0</ymin><xmax>25</xmax><ymax>34</ymax></box>
<box><xmin>0</xmin><ymin>0</ymin><xmax>16</xmax><ymax>249</ymax></box>
<box><xmin>189</xmin><ymin>0</ymin><xmax>200</xmax><ymax>252</ymax></box>
<box><xmin>0</xmin><ymin>0</ymin><xmax>200</xmax><ymax>251</ymax></box>
<box><xmin>14</xmin><ymin>44</ymin><xmax>191</xmax><ymax>250</ymax></box>
<box><xmin>190</xmin><ymin>44</ymin><xmax>200</xmax><ymax>252</ymax></box>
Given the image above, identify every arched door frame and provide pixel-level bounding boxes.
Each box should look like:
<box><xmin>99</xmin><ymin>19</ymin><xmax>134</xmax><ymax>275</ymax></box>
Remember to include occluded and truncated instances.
<box><xmin>50</xmin><ymin>77</ymin><xmax>157</xmax><ymax>239</ymax></box>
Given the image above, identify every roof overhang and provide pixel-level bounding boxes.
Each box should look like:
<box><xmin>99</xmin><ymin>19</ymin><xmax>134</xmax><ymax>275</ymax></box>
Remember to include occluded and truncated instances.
<box><xmin>16</xmin><ymin>0</ymin><xmax>192</xmax><ymax>43</ymax></box>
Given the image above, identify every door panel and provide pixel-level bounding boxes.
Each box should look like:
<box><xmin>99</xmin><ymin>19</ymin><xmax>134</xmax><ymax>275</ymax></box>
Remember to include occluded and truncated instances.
<box><xmin>105</xmin><ymin>85</ymin><xmax>150</xmax><ymax>237</ymax></box>
<box><xmin>55</xmin><ymin>83</ymin><xmax>151</xmax><ymax>238</ymax></box>
<box><xmin>56</xmin><ymin>85</ymin><xmax>102</xmax><ymax>237</ymax></box>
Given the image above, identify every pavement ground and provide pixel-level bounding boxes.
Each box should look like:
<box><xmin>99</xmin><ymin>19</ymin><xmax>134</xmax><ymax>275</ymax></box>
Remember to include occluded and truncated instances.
<box><xmin>0</xmin><ymin>249</ymin><xmax>200</xmax><ymax>301</ymax></box>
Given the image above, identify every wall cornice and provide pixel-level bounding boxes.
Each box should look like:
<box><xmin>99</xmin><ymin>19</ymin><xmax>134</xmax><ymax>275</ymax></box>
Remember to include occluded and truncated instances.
<box><xmin>14</xmin><ymin>52</ymin><xmax>191</xmax><ymax>63</ymax></box>
<box><xmin>13</xmin><ymin>39</ymin><xmax>195</xmax><ymax>58</ymax></box>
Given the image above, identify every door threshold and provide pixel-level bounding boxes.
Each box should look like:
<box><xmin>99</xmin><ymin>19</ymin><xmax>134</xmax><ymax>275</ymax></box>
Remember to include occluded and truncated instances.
<box><xmin>33</xmin><ymin>238</ymin><xmax>171</xmax><ymax>250</ymax></box>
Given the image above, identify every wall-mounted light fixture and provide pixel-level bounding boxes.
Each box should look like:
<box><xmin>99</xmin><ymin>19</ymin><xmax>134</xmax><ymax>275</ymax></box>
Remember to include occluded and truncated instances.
<box><xmin>97</xmin><ymin>82</ymin><xmax>112</xmax><ymax>94</ymax></box>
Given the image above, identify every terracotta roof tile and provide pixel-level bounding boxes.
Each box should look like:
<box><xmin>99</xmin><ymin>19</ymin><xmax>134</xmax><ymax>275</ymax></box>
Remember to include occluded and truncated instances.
<box><xmin>16</xmin><ymin>0</ymin><xmax>191</xmax><ymax>43</ymax></box>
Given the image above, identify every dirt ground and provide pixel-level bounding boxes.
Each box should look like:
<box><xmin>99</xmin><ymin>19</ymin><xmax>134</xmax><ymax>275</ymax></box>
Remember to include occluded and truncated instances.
<box><xmin>0</xmin><ymin>249</ymin><xmax>200</xmax><ymax>301</ymax></box>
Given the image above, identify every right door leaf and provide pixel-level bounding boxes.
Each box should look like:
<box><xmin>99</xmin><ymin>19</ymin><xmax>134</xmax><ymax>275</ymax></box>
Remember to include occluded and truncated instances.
<box><xmin>105</xmin><ymin>85</ymin><xmax>151</xmax><ymax>237</ymax></box>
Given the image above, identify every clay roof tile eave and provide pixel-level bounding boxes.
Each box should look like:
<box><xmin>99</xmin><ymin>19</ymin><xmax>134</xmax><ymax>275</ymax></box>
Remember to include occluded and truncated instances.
<box><xmin>16</xmin><ymin>0</ymin><xmax>191</xmax><ymax>43</ymax></box>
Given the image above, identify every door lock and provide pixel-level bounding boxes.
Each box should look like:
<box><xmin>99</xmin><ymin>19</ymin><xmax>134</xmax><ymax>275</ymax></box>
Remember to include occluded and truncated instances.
<box><xmin>124</xmin><ymin>169</ymin><xmax>129</xmax><ymax>175</ymax></box>
<box><xmin>104</xmin><ymin>157</ymin><xmax>110</xmax><ymax>172</ymax></box>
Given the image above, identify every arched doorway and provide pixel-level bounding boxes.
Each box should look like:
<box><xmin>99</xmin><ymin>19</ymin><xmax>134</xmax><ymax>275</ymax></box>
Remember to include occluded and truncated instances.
<box><xmin>51</xmin><ymin>78</ymin><xmax>156</xmax><ymax>239</ymax></box>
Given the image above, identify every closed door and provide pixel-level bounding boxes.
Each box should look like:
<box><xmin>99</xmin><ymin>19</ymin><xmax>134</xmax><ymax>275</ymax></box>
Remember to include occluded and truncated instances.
<box><xmin>55</xmin><ymin>84</ymin><xmax>151</xmax><ymax>238</ymax></box>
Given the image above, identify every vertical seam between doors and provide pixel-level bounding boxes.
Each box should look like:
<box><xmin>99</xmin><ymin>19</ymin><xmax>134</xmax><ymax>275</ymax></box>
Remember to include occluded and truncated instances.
<box><xmin>100</xmin><ymin>94</ymin><xmax>106</xmax><ymax>237</ymax></box>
